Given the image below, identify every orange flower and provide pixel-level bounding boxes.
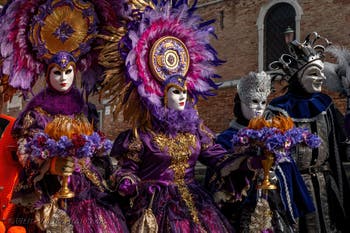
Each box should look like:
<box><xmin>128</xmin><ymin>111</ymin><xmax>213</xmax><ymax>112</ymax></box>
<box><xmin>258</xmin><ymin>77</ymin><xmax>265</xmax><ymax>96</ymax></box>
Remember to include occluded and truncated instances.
<box><xmin>44</xmin><ymin>115</ymin><xmax>93</xmax><ymax>140</ymax></box>
<box><xmin>248</xmin><ymin>115</ymin><xmax>294</xmax><ymax>132</ymax></box>
<box><xmin>270</xmin><ymin>115</ymin><xmax>294</xmax><ymax>132</ymax></box>
<box><xmin>248</xmin><ymin>117</ymin><xmax>270</xmax><ymax>130</ymax></box>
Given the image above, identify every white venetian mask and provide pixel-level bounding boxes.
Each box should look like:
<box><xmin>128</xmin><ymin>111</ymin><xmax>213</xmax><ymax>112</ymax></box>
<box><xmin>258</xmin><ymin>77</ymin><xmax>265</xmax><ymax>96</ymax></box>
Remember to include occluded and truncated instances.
<box><xmin>240</xmin><ymin>96</ymin><xmax>267</xmax><ymax>120</ymax></box>
<box><xmin>166</xmin><ymin>87</ymin><xmax>187</xmax><ymax>111</ymax></box>
<box><xmin>298</xmin><ymin>59</ymin><xmax>326</xmax><ymax>93</ymax></box>
<box><xmin>49</xmin><ymin>65</ymin><xmax>75</xmax><ymax>92</ymax></box>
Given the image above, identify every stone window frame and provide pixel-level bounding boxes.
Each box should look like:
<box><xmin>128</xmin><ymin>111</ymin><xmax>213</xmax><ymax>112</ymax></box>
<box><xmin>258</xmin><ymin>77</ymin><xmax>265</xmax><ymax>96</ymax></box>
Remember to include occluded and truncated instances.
<box><xmin>256</xmin><ymin>0</ymin><xmax>303</xmax><ymax>72</ymax></box>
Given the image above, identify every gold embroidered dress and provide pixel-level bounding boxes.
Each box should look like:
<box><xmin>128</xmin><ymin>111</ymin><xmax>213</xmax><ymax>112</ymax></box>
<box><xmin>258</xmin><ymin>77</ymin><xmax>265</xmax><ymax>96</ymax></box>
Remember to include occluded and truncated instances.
<box><xmin>111</xmin><ymin>126</ymin><xmax>234</xmax><ymax>233</ymax></box>
<box><xmin>11</xmin><ymin>87</ymin><xmax>129</xmax><ymax>233</ymax></box>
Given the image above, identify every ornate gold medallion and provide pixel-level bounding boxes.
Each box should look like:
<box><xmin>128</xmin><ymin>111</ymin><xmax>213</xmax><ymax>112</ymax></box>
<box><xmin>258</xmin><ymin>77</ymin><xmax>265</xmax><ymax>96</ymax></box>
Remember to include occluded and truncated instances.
<box><xmin>149</xmin><ymin>36</ymin><xmax>190</xmax><ymax>81</ymax></box>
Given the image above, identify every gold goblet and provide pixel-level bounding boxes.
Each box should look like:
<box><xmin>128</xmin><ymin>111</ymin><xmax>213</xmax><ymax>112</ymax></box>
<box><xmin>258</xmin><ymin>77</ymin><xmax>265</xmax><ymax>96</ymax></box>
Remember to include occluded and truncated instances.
<box><xmin>55</xmin><ymin>173</ymin><xmax>75</xmax><ymax>199</ymax></box>
<box><xmin>257</xmin><ymin>151</ymin><xmax>277</xmax><ymax>190</ymax></box>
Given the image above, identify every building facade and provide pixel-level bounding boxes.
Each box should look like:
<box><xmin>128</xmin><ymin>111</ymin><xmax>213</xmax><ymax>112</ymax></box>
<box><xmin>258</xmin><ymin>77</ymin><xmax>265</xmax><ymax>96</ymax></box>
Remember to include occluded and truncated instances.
<box><xmin>2</xmin><ymin>0</ymin><xmax>350</xmax><ymax>139</ymax></box>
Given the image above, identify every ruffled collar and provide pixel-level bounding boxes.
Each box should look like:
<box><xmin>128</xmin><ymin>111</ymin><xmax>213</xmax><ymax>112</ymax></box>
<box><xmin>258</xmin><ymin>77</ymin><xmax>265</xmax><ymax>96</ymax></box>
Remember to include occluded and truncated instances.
<box><xmin>268</xmin><ymin>92</ymin><xmax>332</xmax><ymax>119</ymax></box>
<box><xmin>149</xmin><ymin>103</ymin><xmax>201</xmax><ymax>136</ymax></box>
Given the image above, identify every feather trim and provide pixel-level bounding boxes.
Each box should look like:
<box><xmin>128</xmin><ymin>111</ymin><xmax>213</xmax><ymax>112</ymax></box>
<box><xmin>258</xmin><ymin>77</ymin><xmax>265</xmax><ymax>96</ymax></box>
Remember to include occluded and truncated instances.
<box><xmin>98</xmin><ymin>0</ymin><xmax>223</xmax><ymax>128</ymax></box>
<box><xmin>0</xmin><ymin>0</ymin><xmax>121</xmax><ymax>95</ymax></box>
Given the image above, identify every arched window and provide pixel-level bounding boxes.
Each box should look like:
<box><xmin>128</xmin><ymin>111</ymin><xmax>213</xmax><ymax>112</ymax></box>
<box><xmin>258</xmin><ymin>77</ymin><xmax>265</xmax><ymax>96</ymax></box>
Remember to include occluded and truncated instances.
<box><xmin>257</xmin><ymin>0</ymin><xmax>303</xmax><ymax>71</ymax></box>
<box><xmin>264</xmin><ymin>3</ymin><xmax>295</xmax><ymax>70</ymax></box>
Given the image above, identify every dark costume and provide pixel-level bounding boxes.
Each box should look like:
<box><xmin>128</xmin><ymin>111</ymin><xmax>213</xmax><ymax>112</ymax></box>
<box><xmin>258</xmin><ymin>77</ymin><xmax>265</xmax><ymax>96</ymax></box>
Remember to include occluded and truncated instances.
<box><xmin>207</xmin><ymin>108</ymin><xmax>311</xmax><ymax>233</ymax></box>
<box><xmin>266</xmin><ymin>91</ymin><xmax>350</xmax><ymax>232</ymax></box>
<box><xmin>265</xmin><ymin>32</ymin><xmax>350</xmax><ymax>232</ymax></box>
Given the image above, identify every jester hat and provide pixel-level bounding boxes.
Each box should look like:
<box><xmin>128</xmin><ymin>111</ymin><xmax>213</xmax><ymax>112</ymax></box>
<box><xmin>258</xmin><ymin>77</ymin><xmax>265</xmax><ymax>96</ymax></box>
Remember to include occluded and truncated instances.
<box><xmin>269</xmin><ymin>32</ymin><xmax>331</xmax><ymax>82</ymax></box>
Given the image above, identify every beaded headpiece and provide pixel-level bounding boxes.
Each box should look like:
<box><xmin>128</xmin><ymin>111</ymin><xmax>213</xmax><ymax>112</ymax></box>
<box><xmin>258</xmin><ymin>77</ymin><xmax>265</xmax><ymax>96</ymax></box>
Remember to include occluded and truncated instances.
<box><xmin>237</xmin><ymin>71</ymin><xmax>271</xmax><ymax>105</ymax></box>
<box><xmin>269</xmin><ymin>32</ymin><xmax>331</xmax><ymax>81</ymax></box>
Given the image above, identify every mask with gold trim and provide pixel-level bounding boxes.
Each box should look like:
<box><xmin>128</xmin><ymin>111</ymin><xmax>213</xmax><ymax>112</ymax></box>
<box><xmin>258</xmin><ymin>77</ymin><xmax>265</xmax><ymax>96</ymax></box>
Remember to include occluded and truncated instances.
<box><xmin>163</xmin><ymin>75</ymin><xmax>188</xmax><ymax>111</ymax></box>
<box><xmin>0</xmin><ymin>0</ymin><xmax>120</xmax><ymax>97</ymax></box>
<box><xmin>98</xmin><ymin>1</ymin><xmax>223</xmax><ymax>129</ymax></box>
<box><xmin>46</xmin><ymin>52</ymin><xmax>77</xmax><ymax>93</ymax></box>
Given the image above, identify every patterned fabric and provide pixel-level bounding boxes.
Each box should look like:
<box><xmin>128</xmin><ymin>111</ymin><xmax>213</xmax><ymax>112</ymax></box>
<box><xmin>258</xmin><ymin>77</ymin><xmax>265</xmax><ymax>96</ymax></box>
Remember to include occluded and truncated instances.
<box><xmin>11</xmin><ymin>88</ymin><xmax>129</xmax><ymax>233</ymax></box>
<box><xmin>111</xmin><ymin>128</ymin><xmax>235</xmax><ymax>233</ymax></box>
<box><xmin>266</xmin><ymin>92</ymin><xmax>350</xmax><ymax>232</ymax></box>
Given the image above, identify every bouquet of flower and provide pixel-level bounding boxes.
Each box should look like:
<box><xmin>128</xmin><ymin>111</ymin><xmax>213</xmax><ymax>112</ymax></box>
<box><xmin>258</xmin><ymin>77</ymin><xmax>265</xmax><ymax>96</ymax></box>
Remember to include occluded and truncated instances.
<box><xmin>25</xmin><ymin>131</ymin><xmax>113</xmax><ymax>160</ymax></box>
<box><xmin>232</xmin><ymin>116</ymin><xmax>321</xmax><ymax>165</ymax></box>
<box><xmin>233</xmin><ymin>116</ymin><xmax>321</xmax><ymax>233</ymax></box>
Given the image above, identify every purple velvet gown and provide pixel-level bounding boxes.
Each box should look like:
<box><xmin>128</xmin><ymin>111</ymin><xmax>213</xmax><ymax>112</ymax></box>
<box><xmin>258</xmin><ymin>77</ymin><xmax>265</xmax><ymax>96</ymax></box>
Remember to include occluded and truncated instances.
<box><xmin>111</xmin><ymin>125</ymin><xmax>235</xmax><ymax>233</ymax></box>
<box><xmin>11</xmin><ymin>87</ymin><xmax>129</xmax><ymax>233</ymax></box>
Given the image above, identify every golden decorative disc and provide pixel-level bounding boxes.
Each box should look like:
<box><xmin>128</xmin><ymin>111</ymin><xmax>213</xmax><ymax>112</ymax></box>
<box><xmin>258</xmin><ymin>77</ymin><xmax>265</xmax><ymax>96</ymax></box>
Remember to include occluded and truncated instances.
<box><xmin>149</xmin><ymin>36</ymin><xmax>190</xmax><ymax>81</ymax></box>
<box><xmin>29</xmin><ymin>0</ymin><xmax>97</xmax><ymax>61</ymax></box>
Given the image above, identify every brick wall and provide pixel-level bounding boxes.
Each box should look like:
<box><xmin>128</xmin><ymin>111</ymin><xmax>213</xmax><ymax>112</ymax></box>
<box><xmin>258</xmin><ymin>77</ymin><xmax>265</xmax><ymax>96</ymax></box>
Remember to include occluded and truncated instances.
<box><xmin>195</xmin><ymin>0</ymin><xmax>350</xmax><ymax>134</ymax></box>
<box><xmin>3</xmin><ymin>0</ymin><xmax>350</xmax><ymax>139</ymax></box>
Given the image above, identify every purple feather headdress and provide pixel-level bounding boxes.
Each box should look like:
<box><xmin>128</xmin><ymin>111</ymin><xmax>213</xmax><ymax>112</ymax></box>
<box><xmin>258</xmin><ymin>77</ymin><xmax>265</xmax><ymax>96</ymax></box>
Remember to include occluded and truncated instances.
<box><xmin>0</xmin><ymin>0</ymin><xmax>119</xmax><ymax>97</ymax></box>
<box><xmin>99</xmin><ymin>0</ymin><xmax>223</xmax><ymax>132</ymax></box>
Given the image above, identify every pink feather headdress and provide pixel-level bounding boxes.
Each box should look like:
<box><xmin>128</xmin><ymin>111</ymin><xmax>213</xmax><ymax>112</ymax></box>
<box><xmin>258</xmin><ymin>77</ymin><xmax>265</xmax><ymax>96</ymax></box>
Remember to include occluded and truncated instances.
<box><xmin>99</xmin><ymin>0</ymin><xmax>224</xmax><ymax>129</ymax></box>
<box><xmin>0</xmin><ymin>0</ymin><xmax>120</xmax><ymax>97</ymax></box>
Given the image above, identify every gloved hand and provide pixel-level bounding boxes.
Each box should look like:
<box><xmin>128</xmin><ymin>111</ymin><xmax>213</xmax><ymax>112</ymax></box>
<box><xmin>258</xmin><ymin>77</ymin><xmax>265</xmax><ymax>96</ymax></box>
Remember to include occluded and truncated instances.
<box><xmin>50</xmin><ymin>157</ymin><xmax>74</xmax><ymax>176</ymax></box>
<box><xmin>117</xmin><ymin>178</ymin><xmax>137</xmax><ymax>197</ymax></box>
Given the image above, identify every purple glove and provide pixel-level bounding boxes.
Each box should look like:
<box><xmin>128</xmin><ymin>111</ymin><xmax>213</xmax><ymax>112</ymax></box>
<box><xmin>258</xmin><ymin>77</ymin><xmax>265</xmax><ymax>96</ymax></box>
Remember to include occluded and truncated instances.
<box><xmin>118</xmin><ymin>178</ymin><xmax>137</xmax><ymax>197</ymax></box>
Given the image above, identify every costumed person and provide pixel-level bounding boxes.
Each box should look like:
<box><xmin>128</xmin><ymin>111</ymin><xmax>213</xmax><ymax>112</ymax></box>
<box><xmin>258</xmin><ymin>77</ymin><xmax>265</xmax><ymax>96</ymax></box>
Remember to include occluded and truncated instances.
<box><xmin>99</xmin><ymin>0</ymin><xmax>237</xmax><ymax>232</ymax></box>
<box><xmin>205</xmin><ymin>72</ymin><xmax>317</xmax><ymax>232</ymax></box>
<box><xmin>266</xmin><ymin>32</ymin><xmax>350</xmax><ymax>232</ymax></box>
<box><xmin>0</xmin><ymin>0</ymin><xmax>129</xmax><ymax>232</ymax></box>
<box><xmin>0</xmin><ymin>77</ymin><xmax>26</xmax><ymax>233</ymax></box>
<box><xmin>205</xmin><ymin>71</ymin><xmax>272</xmax><ymax>229</ymax></box>
<box><xmin>216</xmin><ymin>71</ymin><xmax>271</xmax><ymax>152</ymax></box>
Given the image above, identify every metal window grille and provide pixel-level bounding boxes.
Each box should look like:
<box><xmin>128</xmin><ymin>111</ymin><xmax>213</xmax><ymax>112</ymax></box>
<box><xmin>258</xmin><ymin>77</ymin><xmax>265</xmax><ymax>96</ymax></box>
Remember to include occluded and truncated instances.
<box><xmin>264</xmin><ymin>3</ymin><xmax>296</xmax><ymax>70</ymax></box>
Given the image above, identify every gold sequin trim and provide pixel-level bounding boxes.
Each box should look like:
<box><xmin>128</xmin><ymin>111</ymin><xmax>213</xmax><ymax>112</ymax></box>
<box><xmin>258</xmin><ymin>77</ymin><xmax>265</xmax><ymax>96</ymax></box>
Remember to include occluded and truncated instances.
<box><xmin>153</xmin><ymin>133</ymin><xmax>200</xmax><ymax>224</ymax></box>
<box><xmin>22</xmin><ymin>112</ymin><xmax>35</xmax><ymax>136</ymax></box>
<box><xmin>125</xmin><ymin>138</ymin><xmax>142</xmax><ymax>163</ymax></box>
<box><xmin>199</xmin><ymin>123</ymin><xmax>214</xmax><ymax>151</ymax></box>
<box><xmin>79</xmin><ymin>159</ymin><xmax>107</xmax><ymax>192</ymax></box>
